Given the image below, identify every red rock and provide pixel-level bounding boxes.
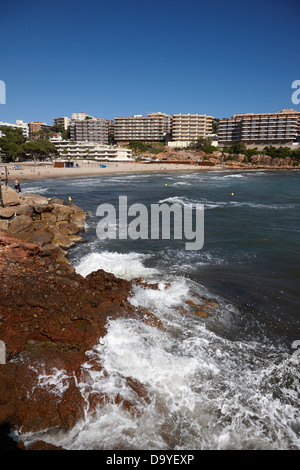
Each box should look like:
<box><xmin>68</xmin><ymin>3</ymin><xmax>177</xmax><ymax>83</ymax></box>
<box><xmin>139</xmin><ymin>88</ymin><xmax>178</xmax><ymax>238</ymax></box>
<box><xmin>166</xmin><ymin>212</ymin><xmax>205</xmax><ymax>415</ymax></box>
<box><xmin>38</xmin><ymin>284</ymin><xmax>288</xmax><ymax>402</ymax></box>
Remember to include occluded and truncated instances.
<box><xmin>0</xmin><ymin>231</ymin><xmax>162</xmax><ymax>446</ymax></box>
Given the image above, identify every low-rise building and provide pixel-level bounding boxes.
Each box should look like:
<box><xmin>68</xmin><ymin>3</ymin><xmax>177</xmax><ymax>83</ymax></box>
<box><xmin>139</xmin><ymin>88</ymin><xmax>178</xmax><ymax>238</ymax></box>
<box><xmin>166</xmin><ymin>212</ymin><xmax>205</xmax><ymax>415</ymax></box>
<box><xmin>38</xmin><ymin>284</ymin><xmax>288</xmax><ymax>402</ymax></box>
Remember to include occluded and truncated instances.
<box><xmin>51</xmin><ymin>139</ymin><xmax>133</xmax><ymax>161</ymax></box>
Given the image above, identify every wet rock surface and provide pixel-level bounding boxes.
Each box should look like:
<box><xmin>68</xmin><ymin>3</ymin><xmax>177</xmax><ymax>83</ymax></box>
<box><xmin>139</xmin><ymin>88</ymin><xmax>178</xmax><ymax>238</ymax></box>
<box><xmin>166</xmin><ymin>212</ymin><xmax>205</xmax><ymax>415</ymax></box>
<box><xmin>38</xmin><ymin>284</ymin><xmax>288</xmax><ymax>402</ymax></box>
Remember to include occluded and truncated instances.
<box><xmin>0</xmin><ymin>188</ymin><xmax>218</xmax><ymax>450</ymax></box>
<box><xmin>0</xmin><ymin>188</ymin><xmax>165</xmax><ymax>450</ymax></box>
<box><xmin>0</xmin><ymin>221</ymin><xmax>164</xmax><ymax>450</ymax></box>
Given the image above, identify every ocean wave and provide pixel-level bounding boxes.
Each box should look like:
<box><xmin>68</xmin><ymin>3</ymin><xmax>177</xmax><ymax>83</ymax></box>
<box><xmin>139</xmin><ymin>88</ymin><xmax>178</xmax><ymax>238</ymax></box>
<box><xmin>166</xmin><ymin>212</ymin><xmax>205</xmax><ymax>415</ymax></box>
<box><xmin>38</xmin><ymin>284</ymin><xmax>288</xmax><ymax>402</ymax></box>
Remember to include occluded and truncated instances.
<box><xmin>21</xmin><ymin>186</ymin><xmax>49</xmax><ymax>194</ymax></box>
<box><xmin>19</xmin><ymin>297</ymin><xmax>300</xmax><ymax>450</ymax></box>
<box><xmin>158</xmin><ymin>195</ymin><xmax>298</xmax><ymax>211</ymax></box>
<box><xmin>75</xmin><ymin>251</ymin><xmax>159</xmax><ymax>281</ymax></box>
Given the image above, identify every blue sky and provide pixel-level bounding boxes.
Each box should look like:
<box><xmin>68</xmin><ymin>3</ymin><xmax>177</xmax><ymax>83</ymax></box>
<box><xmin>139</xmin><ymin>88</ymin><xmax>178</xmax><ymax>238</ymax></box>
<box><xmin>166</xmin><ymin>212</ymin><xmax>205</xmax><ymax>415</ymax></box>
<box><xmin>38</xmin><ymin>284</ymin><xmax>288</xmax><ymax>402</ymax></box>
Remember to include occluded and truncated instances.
<box><xmin>0</xmin><ymin>0</ymin><xmax>299</xmax><ymax>124</ymax></box>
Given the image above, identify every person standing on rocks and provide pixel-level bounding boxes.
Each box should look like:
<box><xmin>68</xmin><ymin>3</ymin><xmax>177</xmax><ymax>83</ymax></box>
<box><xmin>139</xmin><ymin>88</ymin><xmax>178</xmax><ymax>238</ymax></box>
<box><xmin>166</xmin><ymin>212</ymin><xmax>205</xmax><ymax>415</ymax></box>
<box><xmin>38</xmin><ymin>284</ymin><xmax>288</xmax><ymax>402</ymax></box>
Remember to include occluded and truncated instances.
<box><xmin>14</xmin><ymin>178</ymin><xmax>21</xmax><ymax>193</ymax></box>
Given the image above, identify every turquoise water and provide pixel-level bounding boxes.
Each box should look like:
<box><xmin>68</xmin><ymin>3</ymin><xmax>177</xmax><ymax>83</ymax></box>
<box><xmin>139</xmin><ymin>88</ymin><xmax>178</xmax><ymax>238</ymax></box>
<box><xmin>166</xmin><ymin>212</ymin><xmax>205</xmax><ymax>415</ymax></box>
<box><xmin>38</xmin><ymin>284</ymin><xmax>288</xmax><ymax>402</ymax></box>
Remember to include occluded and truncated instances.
<box><xmin>19</xmin><ymin>169</ymin><xmax>300</xmax><ymax>450</ymax></box>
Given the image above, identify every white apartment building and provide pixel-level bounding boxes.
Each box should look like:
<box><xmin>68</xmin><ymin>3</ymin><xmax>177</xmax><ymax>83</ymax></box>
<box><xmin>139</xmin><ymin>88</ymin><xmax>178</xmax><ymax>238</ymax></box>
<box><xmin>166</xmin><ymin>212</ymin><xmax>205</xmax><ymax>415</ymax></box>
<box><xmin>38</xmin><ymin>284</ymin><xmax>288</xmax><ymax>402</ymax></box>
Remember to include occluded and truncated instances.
<box><xmin>71</xmin><ymin>111</ymin><xmax>94</xmax><ymax>121</ymax></box>
<box><xmin>0</xmin><ymin>120</ymin><xmax>29</xmax><ymax>138</ymax></box>
<box><xmin>171</xmin><ymin>114</ymin><xmax>214</xmax><ymax>142</ymax></box>
<box><xmin>114</xmin><ymin>112</ymin><xmax>172</xmax><ymax>143</ymax></box>
<box><xmin>53</xmin><ymin>116</ymin><xmax>70</xmax><ymax>130</ymax></box>
<box><xmin>51</xmin><ymin>139</ymin><xmax>133</xmax><ymax>161</ymax></box>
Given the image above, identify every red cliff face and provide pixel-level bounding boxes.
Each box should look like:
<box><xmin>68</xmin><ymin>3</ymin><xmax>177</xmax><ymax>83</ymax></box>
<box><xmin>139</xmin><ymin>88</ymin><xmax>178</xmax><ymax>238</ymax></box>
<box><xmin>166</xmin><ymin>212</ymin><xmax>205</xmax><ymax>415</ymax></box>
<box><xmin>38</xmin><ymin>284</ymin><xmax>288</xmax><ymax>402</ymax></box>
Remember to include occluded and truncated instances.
<box><xmin>0</xmin><ymin>231</ymin><xmax>160</xmax><ymax>448</ymax></box>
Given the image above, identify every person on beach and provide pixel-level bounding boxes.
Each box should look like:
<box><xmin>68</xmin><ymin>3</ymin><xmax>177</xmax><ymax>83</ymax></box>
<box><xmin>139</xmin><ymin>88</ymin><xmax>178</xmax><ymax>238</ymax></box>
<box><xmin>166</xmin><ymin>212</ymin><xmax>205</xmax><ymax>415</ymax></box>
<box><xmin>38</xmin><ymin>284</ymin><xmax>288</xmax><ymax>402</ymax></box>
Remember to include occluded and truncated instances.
<box><xmin>14</xmin><ymin>178</ymin><xmax>21</xmax><ymax>193</ymax></box>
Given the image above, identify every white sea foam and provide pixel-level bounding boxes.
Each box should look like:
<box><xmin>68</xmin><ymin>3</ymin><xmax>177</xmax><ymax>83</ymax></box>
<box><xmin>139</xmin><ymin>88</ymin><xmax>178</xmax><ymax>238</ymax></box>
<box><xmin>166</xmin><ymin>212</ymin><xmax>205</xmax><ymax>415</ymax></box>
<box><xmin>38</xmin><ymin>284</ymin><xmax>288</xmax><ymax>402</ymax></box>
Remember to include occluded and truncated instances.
<box><xmin>75</xmin><ymin>251</ymin><xmax>158</xmax><ymax>280</ymax></box>
<box><xmin>21</xmin><ymin>186</ymin><xmax>49</xmax><ymax>194</ymax></box>
<box><xmin>18</xmin><ymin>290</ymin><xmax>300</xmax><ymax>450</ymax></box>
<box><xmin>13</xmin><ymin>172</ymin><xmax>300</xmax><ymax>450</ymax></box>
<box><xmin>158</xmin><ymin>195</ymin><xmax>298</xmax><ymax>211</ymax></box>
<box><xmin>223</xmin><ymin>174</ymin><xmax>244</xmax><ymax>178</ymax></box>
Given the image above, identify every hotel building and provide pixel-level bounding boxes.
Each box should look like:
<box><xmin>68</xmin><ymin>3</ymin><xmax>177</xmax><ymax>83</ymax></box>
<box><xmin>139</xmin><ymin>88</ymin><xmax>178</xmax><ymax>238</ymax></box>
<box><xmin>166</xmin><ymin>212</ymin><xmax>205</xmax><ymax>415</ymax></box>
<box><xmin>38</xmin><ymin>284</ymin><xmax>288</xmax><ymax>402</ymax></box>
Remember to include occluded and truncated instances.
<box><xmin>70</xmin><ymin>118</ymin><xmax>109</xmax><ymax>144</ymax></box>
<box><xmin>171</xmin><ymin>113</ymin><xmax>215</xmax><ymax>142</ymax></box>
<box><xmin>218</xmin><ymin>108</ymin><xmax>300</xmax><ymax>147</ymax></box>
<box><xmin>114</xmin><ymin>112</ymin><xmax>172</xmax><ymax>143</ymax></box>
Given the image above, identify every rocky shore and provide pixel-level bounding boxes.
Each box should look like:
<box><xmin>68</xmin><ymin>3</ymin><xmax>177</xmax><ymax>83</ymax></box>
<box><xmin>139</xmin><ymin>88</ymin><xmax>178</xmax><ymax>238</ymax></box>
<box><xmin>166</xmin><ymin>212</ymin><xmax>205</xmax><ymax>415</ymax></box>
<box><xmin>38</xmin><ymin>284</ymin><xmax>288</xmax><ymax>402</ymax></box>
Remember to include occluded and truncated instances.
<box><xmin>0</xmin><ymin>185</ymin><xmax>219</xmax><ymax>451</ymax></box>
<box><xmin>0</xmin><ymin>186</ymin><xmax>165</xmax><ymax>450</ymax></box>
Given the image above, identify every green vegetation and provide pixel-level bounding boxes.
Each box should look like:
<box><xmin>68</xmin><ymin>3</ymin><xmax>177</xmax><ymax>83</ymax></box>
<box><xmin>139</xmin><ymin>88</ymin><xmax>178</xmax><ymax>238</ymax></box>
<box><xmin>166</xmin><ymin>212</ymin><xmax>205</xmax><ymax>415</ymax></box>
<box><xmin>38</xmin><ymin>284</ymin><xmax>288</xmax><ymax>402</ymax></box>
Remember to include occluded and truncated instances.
<box><xmin>32</xmin><ymin>124</ymin><xmax>70</xmax><ymax>140</ymax></box>
<box><xmin>211</xmin><ymin>118</ymin><xmax>219</xmax><ymax>134</ymax></box>
<box><xmin>221</xmin><ymin>143</ymin><xmax>300</xmax><ymax>161</ymax></box>
<box><xmin>128</xmin><ymin>141</ymin><xmax>165</xmax><ymax>155</ymax></box>
<box><xmin>0</xmin><ymin>127</ymin><xmax>58</xmax><ymax>162</ymax></box>
<box><xmin>0</xmin><ymin>127</ymin><xmax>26</xmax><ymax>160</ymax></box>
<box><xmin>19</xmin><ymin>140</ymin><xmax>58</xmax><ymax>162</ymax></box>
<box><xmin>187</xmin><ymin>137</ymin><xmax>216</xmax><ymax>154</ymax></box>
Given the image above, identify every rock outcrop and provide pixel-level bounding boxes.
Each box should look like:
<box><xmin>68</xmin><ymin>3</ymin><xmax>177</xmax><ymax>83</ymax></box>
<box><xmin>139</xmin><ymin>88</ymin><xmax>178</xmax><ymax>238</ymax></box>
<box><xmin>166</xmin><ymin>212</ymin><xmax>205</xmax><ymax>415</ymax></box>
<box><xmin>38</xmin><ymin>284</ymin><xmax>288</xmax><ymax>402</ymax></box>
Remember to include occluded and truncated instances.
<box><xmin>0</xmin><ymin>186</ymin><xmax>165</xmax><ymax>450</ymax></box>
<box><xmin>0</xmin><ymin>230</ymin><xmax>162</xmax><ymax>449</ymax></box>
<box><xmin>0</xmin><ymin>186</ymin><xmax>86</xmax><ymax>263</ymax></box>
<box><xmin>0</xmin><ymin>186</ymin><xmax>217</xmax><ymax>451</ymax></box>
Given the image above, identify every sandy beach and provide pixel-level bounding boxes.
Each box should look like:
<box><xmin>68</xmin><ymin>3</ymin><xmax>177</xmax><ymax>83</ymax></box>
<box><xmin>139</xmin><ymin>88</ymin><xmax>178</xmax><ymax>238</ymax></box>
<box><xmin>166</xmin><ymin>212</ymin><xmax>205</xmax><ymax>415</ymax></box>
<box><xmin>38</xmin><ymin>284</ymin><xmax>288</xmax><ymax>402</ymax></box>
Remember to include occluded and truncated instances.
<box><xmin>0</xmin><ymin>160</ymin><xmax>223</xmax><ymax>182</ymax></box>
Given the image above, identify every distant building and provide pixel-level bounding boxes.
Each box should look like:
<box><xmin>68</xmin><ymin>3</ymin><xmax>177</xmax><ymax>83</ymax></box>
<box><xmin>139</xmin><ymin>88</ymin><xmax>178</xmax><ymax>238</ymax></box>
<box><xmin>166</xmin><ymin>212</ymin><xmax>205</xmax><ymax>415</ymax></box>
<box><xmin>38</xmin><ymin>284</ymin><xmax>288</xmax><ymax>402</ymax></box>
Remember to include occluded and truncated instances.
<box><xmin>53</xmin><ymin>116</ymin><xmax>70</xmax><ymax>130</ymax></box>
<box><xmin>114</xmin><ymin>112</ymin><xmax>172</xmax><ymax>143</ymax></box>
<box><xmin>71</xmin><ymin>111</ymin><xmax>93</xmax><ymax>121</ymax></box>
<box><xmin>51</xmin><ymin>139</ymin><xmax>133</xmax><ymax>161</ymax></box>
<box><xmin>218</xmin><ymin>108</ymin><xmax>300</xmax><ymax>147</ymax></box>
<box><xmin>70</xmin><ymin>118</ymin><xmax>109</xmax><ymax>144</ymax></box>
<box><xmin>0</xmin><ymin>120</ymin><xmax>29</xmax><ymax>138</ymax></box>
<box><xmin>28</xmin><ymin>121</ymin><xmax>49</xmax><ymax>138</ymax></box>
<box><xmin>171</xmin><ymin>113</ymin><xmax>215</xmax><ymax>141</ymax></box>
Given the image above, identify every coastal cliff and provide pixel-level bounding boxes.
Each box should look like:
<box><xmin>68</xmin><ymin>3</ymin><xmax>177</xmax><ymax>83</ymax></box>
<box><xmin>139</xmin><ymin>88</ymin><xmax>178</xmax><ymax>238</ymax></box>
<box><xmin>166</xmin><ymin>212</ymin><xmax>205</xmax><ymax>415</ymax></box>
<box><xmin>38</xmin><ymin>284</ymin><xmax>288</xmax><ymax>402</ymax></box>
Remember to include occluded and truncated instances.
<box><xmin>0</xmin><ymin>187</ymin><xmax>161</xmax><ymax>450</ymax></box>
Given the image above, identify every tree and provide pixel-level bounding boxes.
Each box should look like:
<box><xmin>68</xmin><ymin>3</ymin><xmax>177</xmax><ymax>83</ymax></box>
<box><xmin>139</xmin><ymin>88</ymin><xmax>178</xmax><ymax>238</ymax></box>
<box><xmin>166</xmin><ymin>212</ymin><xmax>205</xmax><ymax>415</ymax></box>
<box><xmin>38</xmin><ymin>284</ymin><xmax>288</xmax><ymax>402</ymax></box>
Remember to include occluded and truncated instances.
<box><xmin>0</xmin><ymin>127</ymin><xmax>26</xmax><ymax>161</ymax></box>
<box><xmin>188</xmin><ymin>137</ymin><xmax>216</xmax><ymax>153</ymax></box>
<box><xmin>212</xmin><ymin>118</ymin><xmax>219</xmax><ymax>134</ymax></box>
<box><xmin>229</xmin><ymin>142</ymin><xmax>247</xmax><ymax>156</ymax></box>
<box><xmin>18</xmin><ymin>140</ymin><xmax>58</xmax><ymax>163</ymax></box>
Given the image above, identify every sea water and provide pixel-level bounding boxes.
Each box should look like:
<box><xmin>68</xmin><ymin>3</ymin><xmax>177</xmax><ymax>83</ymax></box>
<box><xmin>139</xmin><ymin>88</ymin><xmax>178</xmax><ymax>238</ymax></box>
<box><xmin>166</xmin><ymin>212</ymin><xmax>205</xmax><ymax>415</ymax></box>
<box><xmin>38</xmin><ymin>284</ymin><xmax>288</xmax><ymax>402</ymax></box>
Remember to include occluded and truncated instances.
<box><xmin>16</xmin><ymin>169</ymin><xmax>300</xmax><ymax>450</ymax></box>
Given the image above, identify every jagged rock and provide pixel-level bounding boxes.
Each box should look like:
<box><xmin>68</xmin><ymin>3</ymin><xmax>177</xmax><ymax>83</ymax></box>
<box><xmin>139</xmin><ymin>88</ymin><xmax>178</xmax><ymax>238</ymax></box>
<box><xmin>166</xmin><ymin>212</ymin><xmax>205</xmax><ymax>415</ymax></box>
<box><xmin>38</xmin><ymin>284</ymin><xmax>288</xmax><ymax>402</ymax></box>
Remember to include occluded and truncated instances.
<box><xmin>0</xmin><ymin>191</ymin><xmax>88</xmax><ymax>252</ymax></box>
<box><xmin>51</xmin><ymin>232</ymin><xmax>76</xmax><ymax>250</ymax></box>
<box><xmin>57</xmin><ymin>221</ymin><xmax>81</xmax><ymax>235</ymax></box>
<box><xmin>26</xmin><ymin>230</ymin><xmax>54</xmax><ymax>246</ymax></box>
<box><xmin>24</xmin><ymin>441</ymin><xmax>64</xmax><ymax>451</ymax></box>
<box><xmin>40</xmin><ymin>211</ymin><xmax>57</xmax><ymax>224</ymax></box>
<box><xmin>49</xmin><ymin>197</ymin><xmax>66</xmax><ymax>206</ymax></box>
<box><xmin>52</xmin><ymin>204</ymin><xmax>75</xmax><ymax>222</ymax></box>
<box><xmin>19</xmin><ymin>193</ymin><xmax>49</xmax><ymax>206</ymax></box>
<box><xmin>7</xmin><ymin>215</ymin><xmax>34</xmax><ymax>235</ymax></box>
<box><xmin>33</xmin><ymin>203</ymin><xmax>54</xmax><ymax>214</ymax></box>
<box><xmin>1</xmin><ymin>186</ymin><xmax>21</xmax><ymax>206</ymax></box>
<box><xmin>0</xmin><ymin>232</ymin><xmax>161</xmax><ymax>444</ymax></box>
<box><xmin>0</xmin><ymin>207</ymin><xmax>16</xmax><ymax>219</ymax></box>
<box><xmin>15</xmin><ymin>205</ymin><xmax>34</xmax><ymax>217</ymax></box>
<box><xmin>0</xmin><ymin>220</ymin><xmax>9</xmax><ymax>231</ymax></box>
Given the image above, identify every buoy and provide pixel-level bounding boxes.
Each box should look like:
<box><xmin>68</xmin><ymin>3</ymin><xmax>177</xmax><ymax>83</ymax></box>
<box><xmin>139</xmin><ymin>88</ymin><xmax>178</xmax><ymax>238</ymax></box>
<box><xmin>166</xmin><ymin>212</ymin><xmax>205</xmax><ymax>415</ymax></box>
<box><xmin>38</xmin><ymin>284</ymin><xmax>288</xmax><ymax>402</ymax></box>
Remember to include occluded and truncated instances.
<box><xmin>68</xmin><ymin>196</ymin><xmax>72</xmax><ymax>202</ymax></box>
<box><xmin>165</xmin><ymin>184</ymin><xmax>167</xmax><ymax>186</ymax></box>
<box><xmin>231</xmin><ymin>193</ymin><xmax>234</xmax><ymax>196</ymax></box>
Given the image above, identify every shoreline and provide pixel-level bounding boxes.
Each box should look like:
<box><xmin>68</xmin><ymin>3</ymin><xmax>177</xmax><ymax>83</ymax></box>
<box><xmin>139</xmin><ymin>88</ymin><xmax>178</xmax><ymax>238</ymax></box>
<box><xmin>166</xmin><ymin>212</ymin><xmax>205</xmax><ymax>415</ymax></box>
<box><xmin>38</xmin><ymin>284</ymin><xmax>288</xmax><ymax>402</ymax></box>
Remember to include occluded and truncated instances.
<box><xmin>1</xmin><ymin>161</ymin><xmax>224</xmax><ymax>182</ymax></box>
<box><xmin>1</xmin><ymin>161</ymin><xmax>296</xmax><ymax>183</ymax></box>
